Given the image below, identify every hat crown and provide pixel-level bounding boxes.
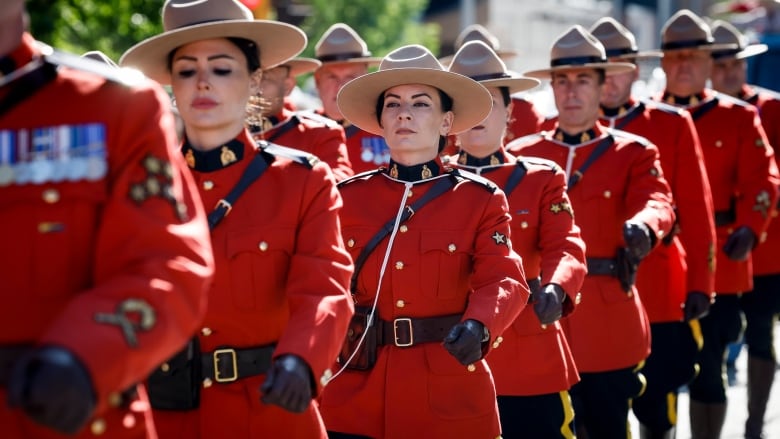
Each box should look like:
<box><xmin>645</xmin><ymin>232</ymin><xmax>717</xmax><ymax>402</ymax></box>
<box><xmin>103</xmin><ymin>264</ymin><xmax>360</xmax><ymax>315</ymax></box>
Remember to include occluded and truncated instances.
<box><xmin>590</xmin><ymin>17</ymin><xmax>637</xmax><ymax>54</ymax></box>
<box><xmin>315</xmin><ymin>23</ymin><xmax>371</xmax><ymax>59</ymax></box>
<box><xmin>712</xmin><ymin>20</ymin><xmax>748</xmax><ymax>49</ymax></box>
<box><xmin>549</xmin><ymin>25</ymin><xmax>607</xmax><ymax>66</ymax></box>
<box><xmin>378</xmin><ymin>45</ymin><xmax>444</xmax><ymax>72</ymax></box>
<box><xmin>661</xmin><ymin>9</ymin><xmax>713</xmax><ymax>48</ymax></box>
<box><xmin>448</xmin><ymin>40</ymin><xmax>509</xmax><ymax>79</ymax></box>
<box><xmin>455</xmin><ymin>24</ymin><xmax>501</xmax><ymax>51</ymax></box>
<box><xmin>162</xmin><ymin>0</ymin><xmax>253</xmax><ymax>31</ymax></box>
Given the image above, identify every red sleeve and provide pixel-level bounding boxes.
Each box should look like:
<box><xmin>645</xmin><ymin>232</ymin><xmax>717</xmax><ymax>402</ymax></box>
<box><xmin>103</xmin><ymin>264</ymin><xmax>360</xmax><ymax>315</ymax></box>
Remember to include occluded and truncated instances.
<box><xmin>626</xmin><ymin>141</ymin><xmax>677</xmax><ymax>243</ymax></box>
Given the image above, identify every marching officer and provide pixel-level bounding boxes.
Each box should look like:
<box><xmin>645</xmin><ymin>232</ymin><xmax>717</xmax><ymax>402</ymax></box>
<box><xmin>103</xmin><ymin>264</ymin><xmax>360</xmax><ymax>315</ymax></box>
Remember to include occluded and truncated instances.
<box><xmin>0</xmin><ymin>0</ymin><xmax>214</xmax><ymax>437</ymax></box>
<box><xmin>507</xmin><ymin>26</ymin><xmax>676</xmax><ymax>439</ymax></box>
<box><xmin>655</xmin><ymin>10</ymin><xmax>779</xmax><ymax>438</ymax></box>
<box><xmin>589</xmin><ymin>17</ymin><xmax>717</xmax><ymax>439</ymax></box>
<box><xmin>311</xmin><ymin>23</ymin><xmax>389</xmax><ymax>173</ymax></box>
<box><xmin>448</xmin><ymin>40</ymin><xmax>587</xmax><ymax>438</ymax></box>
<box><xmin>710</xmin><ymin>20</ymin><xmax>780</xmax><ymax>439</ymax></box>
<box><xmin>120</xmin><ymin>0</ymin><xmax>354</xmax><ymax>437</ymax></box>
<box><xmin>248</xmin><ymin>56</ymin><xmax>354</xmax><ymax>181</ymax></box>
<box><xmin>319</xmin><ymin>44</ymin><xmax>529</xmax><ymax>439</ymax></box>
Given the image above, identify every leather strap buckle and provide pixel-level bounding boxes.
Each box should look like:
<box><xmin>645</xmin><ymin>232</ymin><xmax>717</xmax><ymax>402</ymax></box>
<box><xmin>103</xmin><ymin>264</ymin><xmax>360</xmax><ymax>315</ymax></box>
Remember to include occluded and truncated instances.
<box><xmin>213</xmin><ymin>348</ymin><xmax>238</xmax><ymax>383</ymax></box>
<box><xmin>393</xmin><ymin>318</ymin><xmax>414</xmax><ymax>347</ymax></box>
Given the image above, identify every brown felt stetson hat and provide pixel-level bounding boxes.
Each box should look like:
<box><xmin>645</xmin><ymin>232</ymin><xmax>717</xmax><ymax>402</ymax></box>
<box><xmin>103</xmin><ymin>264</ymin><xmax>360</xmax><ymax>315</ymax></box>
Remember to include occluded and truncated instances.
<box><xmin>659</xmin><ymin>9</ymin><xmax>737</xmax><ymax>53</ymax></box>
<box><xmin>275</xmin><ymin>57</ymin><xmax>321</xmax><ymax>77</ymax></box>
<box><xmin>337</xmin><ymin>44</ymin><xmax>492</xmax><ymax>136</ymax></box>
<box><xmin>448</xmin><ymin>40</ymin><xmax>539</xmax><ymax>94</ymax></box>
<box><xmin>440</xmin><ymin>24</ymin><xmax>518</xmax><ymax>65</ymax></box>
<box><xmin>314</xmin><ymin>23</ymin><xmax>381</xmax><ymax>66</ymax></box>
<box><xmin>710</xmin><ymin>20</ymin><xmax>768</xmax><ymax>60</ymax></box>
<box><xmin>523</xmin><ymin>25</ymin><xmax>635</xmax><ymax>79</ymax></box>
<box><xmin>119</xmin><ymin>0</ymin><xmax>306</xmax><ymax>85</ymax></box>
<box><xmin>589</xmin><ymin>17</ymin><xmax>662</xmax><ymax>59</ymax></box>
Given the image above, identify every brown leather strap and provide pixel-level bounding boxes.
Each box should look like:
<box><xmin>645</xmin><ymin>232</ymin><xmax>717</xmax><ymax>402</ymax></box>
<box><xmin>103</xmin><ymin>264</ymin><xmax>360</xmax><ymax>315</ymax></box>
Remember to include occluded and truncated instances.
<box><xmin>200</xmin><ymin>344</ymin><xmax>274</xmax><ymax>384</ymax></box>
<box><xmin>0</xmin><ymin>345</ymin><xmax>31</xmax><ymax>385</ymax></box>
<box><xmin>378</xmin><ymin>314</ymin><xmax>462</xmax><ymax>347</ymax></box>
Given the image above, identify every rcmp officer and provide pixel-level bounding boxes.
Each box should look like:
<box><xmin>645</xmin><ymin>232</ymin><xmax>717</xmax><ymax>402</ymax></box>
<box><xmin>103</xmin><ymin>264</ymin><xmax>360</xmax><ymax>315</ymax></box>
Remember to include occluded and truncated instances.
<box><xmin>120</xmin><ymin>1</ymin><xmax>354</xmax><ymax>437</ymax></box>
<box><xmin>441</xmin><ymin>24</ymin><xmax>546</xmax><ymax>149</ymax></box>
<box><xmin>319</xmin><ymin>44</ymin><xmax>529</xmax><ymax>439</ymax></box>
<box><xmin>312</xmin><ymin>23</ymin><xmax>390</xmax><ymax>173</ymax></box>
<box><xmin>448</xmin><ymin>40</ymin><xmax>587</xmax><ymax>438</ymax></box>
<box><xmin>507</xmin><ymin>26</ymin><xmax>676</xmax><ymax>439</ymax></box>
<box><xmin>710</xmin><ymin>20</ymin><xmax>780</xmax><ymax>439</ymax></box>
<box><xmin>589</xmin><ymin>17</ymin><xmax>717</xmax><ymax>439</ymax></box>
<box><xmin>0</xmin><ymin>0</ymin><xmax>215</xmax><ymax>437</ymax></box>
<box><xmin>248</xmin><ymin>56</ymin><xmax>354</xmax><ymax>181</ymax></box>
<box><xmin>655</xmin><ymin>10</ymin><xmax>779</xmax><ymax>438</ymax></box>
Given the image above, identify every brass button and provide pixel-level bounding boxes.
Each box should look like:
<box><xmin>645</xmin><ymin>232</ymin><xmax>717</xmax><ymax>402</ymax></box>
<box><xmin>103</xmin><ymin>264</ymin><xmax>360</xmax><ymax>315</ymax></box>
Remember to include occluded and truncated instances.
<box><xmin>603</xmin><ymin>190</ymin><xmax>611</xmax><ymax>199</ymax></box>
<box><xmin>201</xmin><ymin>327</ymin><xmax>212</xmax><ymax>336</ymax></box>
<box><xmin>347</xmin><ymin>238</ymin><xmax>355</xmax><ymax>248</ymax></box>
<box><xmin>467</xmin><ymin>364</ymin><xmax>476</xmax><ymax>372</ymax></box>
<box><xmin>107</xmin><ymin>392</ymin><xmax>122</xmax><ymax>408</ymax></box>
<box><xmin>541</xmin><ymin>324</ymin><xmax>548</xmax><ymax>330</ymax></box>
<box><xmin>492</xmin><ymin>340</ymin><xmax>500</xmax><ymax>349</ymax></box>
<box><xmin>160</xmin><ymin>362</ymin><xmax>170</xmax><ymax>372</ymax></box>
<box><xmin>521</xmin><ymin>221</ymin><xmax>529</xmax><ymax>229</ymax></box>
<box><xmin>407</xmin><ymin>190</ymin><xmax>413</xmax><ymax>197</ymax></box>
<box><xmin>715</xmin><ymin>140</ymin><xmax>723</xmax><ymax>148</ymax></box>
<box><xmin>320</xmin><ymin>368</ymin><xmax>333</xmax><ymax>387</ymax></box>
<box><xmin>574</xmin><ymin>292</ymin><xmax>582</xmax><ymax>305</ymax></box>
<box><xmin>258</xmin><ymin>241</ymin><xmax>269</xmax><ymax>251</ymax></box>
<box><xmin>203</xmin><ymin>180</ymin><xmax>214</xmax><ymax>190</ymax></box>
<box><xmin>399</xmin><ymin>225</ymin><xmax>408</xmax><ymax>233</ymax></box>
<box><xmin>761</xmin><ymin>231</ymin><xmax>768</xmax><ymax>243</ymax></box>
<box><xmin>395</xmin><ymin>261</ymin><xmax>404</xmax><ymax>270</ymax></box>
<box><xmin>42</xmin><ymin>188</ymin><xmax>60</xmax><ymax>203</ymax></box>
<box><xmin>448</xmin><ymin>243</ymin><xmax>456</xmax><ymax>253</ymax></box>
<box><xmin>90</xmin><ymin>418</ymin><xmax>106</xmax><ymax>436</ymax></box>
<box><xmin>396</xmin><ymin>299</ymin><xmax>405</xmax><ymax>308</ymax></box>
<box><xmin>627</xmin><ymin>290</ymin><xmax>633</xmax><ymax>298</ymax></box>
<box><xmin>203</xmin><ymin>378</ymin><xmax>213</xmax><ymax>388</ymax></box>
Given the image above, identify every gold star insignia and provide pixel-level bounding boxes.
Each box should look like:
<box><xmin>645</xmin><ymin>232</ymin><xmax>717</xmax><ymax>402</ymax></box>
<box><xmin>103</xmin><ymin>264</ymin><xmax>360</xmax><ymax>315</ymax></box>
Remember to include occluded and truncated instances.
<box><xmin>491</xmin><ymin>231</ymin><xmax>507</xmax><ymax>245</ymax></box>
<box><xmin>650</xmin><ymin>167</ymin><xmax>659</xmax><ymax>177</ymax></box>
<box><xmin>754</xmin><ymin>190</ymin><xmax>771</xmax><ymax>218</ymax></box>
<box><xmin>550</xmin><ymin>203</ymin><xmax>562</xmax><ymax>213</ymax></box>
<box><xmin>129</xmin><ymin>184</ymin><xmax>146</xmax><ymax>203</ymax></box>
<box><xmin>144</xmin><ymin>156</ymin><xmax>161</xmax><ymax>174</ymax></box>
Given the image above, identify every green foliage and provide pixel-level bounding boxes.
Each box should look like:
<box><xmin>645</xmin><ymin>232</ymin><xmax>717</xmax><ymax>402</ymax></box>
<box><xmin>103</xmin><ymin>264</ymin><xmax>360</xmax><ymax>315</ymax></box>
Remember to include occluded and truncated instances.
<box><xmin>300</xmin><ymin>0</ymin><xmax>440</xmax><ymax>59</ymax></box>
<box><xmin>27</xmin><ymin>0</ymin><xmax>164</xmax><ymax>62</ymax></box>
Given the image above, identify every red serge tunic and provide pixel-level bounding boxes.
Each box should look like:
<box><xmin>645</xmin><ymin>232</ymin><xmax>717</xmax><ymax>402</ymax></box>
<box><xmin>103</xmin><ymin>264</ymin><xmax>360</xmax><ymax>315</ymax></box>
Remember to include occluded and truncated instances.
<box><xmin>320</xmin><ymin>158</ymin><xmax>528</xmax><ymax>439</ymax></box>
<box><xmin>151</xmin><ymin>130</ymin><xmax>354</xmax><ymax>439</ymax></box>
<box><xmin>508</xmin><ymin>125</ymin><xmax>675</xmax><ymax>372</ymax></box>
<box><xmin>600</xmin><ymin>99</ymin><xmax>716</xmax><ymax>322</ymax></box>
<box><xmin>450</xmin><ymin>150</ymin><xmax>586</xmax><ymax>395</ymax></box>
<box><xmin>0</xmin><ymin>34</ymin><xmax>214</xmax><ymax>438</ymax></box>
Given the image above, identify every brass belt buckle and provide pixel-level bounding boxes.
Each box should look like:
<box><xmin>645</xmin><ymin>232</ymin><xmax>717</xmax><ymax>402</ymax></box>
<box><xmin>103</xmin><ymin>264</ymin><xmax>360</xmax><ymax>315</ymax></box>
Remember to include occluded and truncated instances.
<box><xmin>393</xmin><ymin>318</ymin><xmax>413</xmax><ymax>347</ymax></box>
<box><xmin>213</xmin><ymin>348</ymin><xmax>238</xmax><ymax>383</ymax></box>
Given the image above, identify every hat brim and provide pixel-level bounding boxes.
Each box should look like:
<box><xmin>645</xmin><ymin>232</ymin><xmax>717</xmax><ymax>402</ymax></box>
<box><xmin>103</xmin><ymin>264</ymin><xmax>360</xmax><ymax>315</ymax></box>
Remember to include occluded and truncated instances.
<box><xmin>713</xmin><ymin>44</ymin><xmax>769</xmax><ymax>60</ymax></box>
<box><xmin>523</xmin><ymin>61</ymin><xmax>636</xmax><ymax>79</ymax></box>
<box><xmin>660</xmin><ymin>42</ymin><xmax>739</xmax><ymax>53</ymax></box>
<box><xmin>119</xmin><ymin>20</ymin><xmax>306</xmax><ymax>85</ymax></box>
<box><xmin>317</xmin><ymin>57</ymin><xmax>382</xmax><ymax>68</ymax></box>
<box><xmin>478</xmin><ymin>76</ymin><xmax>541</xmax><ymax>94</ymax></box>
<box><xmin>337</xmin><ymin>68</ymin><xmax>492</xmax><ymax>136</ymax></box>
<box><xmin>609</xmin><ymin>50</ymin><xmax>665</xmax><ymax>60</ymax></box>
<box><xmin>281</xmin><ymin>58</ymin><xmax>321</xmax><ymax>76</ymax></box>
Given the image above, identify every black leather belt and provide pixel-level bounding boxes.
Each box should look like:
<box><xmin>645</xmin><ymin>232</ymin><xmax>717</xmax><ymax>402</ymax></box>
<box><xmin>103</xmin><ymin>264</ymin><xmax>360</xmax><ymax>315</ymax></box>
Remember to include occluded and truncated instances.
<box><xmin>200</xmin><ymin>345</ymin><xmax>274</xmax><ymax>384</ymax></box>
<box><xmin>587</xmin><ymin>257</ymin><xmax>619</xmax><ymax>277</ymax></box>
<box><xmin>0</xmin><ymin>345</ymin><xmax>30</xmax><ymax>386</ymax></box>
<box><xmin>378</xmin><ymin>314</ymin><xmax>462</xmax><ymax>347</ymax></box>
<box><xmin>715</xmin><ymin>208</ymin><xmax>736</xmax><ymax>227</ymax></box>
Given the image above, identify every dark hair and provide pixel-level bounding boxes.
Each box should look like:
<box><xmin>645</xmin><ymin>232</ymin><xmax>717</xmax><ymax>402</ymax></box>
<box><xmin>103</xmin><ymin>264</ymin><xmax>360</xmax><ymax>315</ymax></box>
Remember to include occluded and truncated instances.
<box><xmin>595</xmin><ymin>68</ymin><xmax>606</xmax><ymax>84</ymax></box>
<box><xmin>167</xmin><ymin>37</ymin><xmax>261</xmax><ymax>74</ymax></box>
<box><xmin>498</xmin><ymin>86</ymin><xmax>511</xmax><ymax>107</ymax></box>
<box><xmin>374</xmin><ymin>87</ymin><xmax>454</xmax><ymax>153</ymax></box>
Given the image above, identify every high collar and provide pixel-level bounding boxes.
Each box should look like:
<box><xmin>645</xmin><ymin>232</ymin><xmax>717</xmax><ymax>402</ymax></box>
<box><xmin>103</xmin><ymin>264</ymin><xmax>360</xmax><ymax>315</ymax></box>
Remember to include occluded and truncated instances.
<box><xmin>181</xmin><ymin>135</ymin><xmax>248</xmax><ymax>173</ymax></box>
<box><xmin>386</xmin><ymin>157</ymin><xmax>443</xmax><ymax>182</ymax></box>
<box><xmin>600</xmin><ymin>98</ymin><xmax>637</xmax><ymax>117</ymax></box>
<box><xmin>738</xmin><ymin>84</ymin><xmax>759</xmax><ymax>105</ymax></box>
<box><xmin>456</xmin><ymin>149</ymin><xmax>508</xmax><ymax>167</ymax></box>
<box><xmin>552</xmin><ymin>127</ymin><xmax>599</xmax><ymax>145</ymax></box>
<box><xmin>249</xmin><ymin>108</ymin><xmax>291</xmax><ymax>134</ymax></box>
<box><xmin>662</xmin><ymin>90</ymin><xmax>708</xmax><ymax>107</ymax></box>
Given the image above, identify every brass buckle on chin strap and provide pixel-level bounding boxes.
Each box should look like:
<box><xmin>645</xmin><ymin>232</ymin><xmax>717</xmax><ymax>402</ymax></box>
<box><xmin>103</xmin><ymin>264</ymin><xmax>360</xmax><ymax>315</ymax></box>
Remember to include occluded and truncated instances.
<box><xmin>213</xmin><ymin>348</ymin><xmax>238</xmax><ymax>383</ymax></box>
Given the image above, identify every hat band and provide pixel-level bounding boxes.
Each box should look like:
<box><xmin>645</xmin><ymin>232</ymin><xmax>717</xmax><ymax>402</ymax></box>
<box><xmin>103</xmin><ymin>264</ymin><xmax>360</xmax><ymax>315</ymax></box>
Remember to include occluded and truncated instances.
<box><xmin>550</xmin><ymin>55</ymin><xmax>606</xmax><ymax>67</ymax></box>
<box><xmin>317</xmin><ymin>51</ymin><xmax>371</xmax><ymax>62</ymax></box>
<box><xmin>605</xmin><ymin>47</ymin><xmax>638</xmax><ymax>57</ymax></box>
<box><xmin>711</xmin><ymin>48</ymin><xmax>742</xmax><ymax>59</ymax></box>
<box><xmin>661</xmin><ymin>38</ymin><xmax>711</xmax><ymax>50</ymax></box>
<box><xmin>470</xmin><ymin>72</ymin><xmax>511</xmax><ymax>81</ymax></box>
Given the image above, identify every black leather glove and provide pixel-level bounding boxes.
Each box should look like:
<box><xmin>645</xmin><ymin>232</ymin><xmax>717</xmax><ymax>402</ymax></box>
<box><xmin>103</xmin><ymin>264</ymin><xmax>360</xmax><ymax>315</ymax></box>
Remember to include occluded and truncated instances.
<box><xmin>683</xmin><ymin>291</ymin><xmax>712</xmax><ymax>321</ymax></box>
<box><xmin>623</xmin><ymin>221</ymin><xmax>653</xmax><ymax>262</ymax></box>
<box><xmin>442</xmin><ymin>319</ymin><xmax>487</xmax><ymax>366</ymax></box>
<box><xmin>7</xmin><ymin>346</ymin><xmax>96</xmax><ymax>435</ymax></box>
<box><xmin>533</xmin><ymin>283</ymin><xmax>565</xmax><ymax>325</ymax></box>
<box><xmin>260</xmin><ymin>354</ymin><xmax>313</xmax><ymax>413</ymax></box>
<box><xmin>722</xmin><ymin>226</ymin><xmax>756</xmax><ymax>261</ymax></box>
